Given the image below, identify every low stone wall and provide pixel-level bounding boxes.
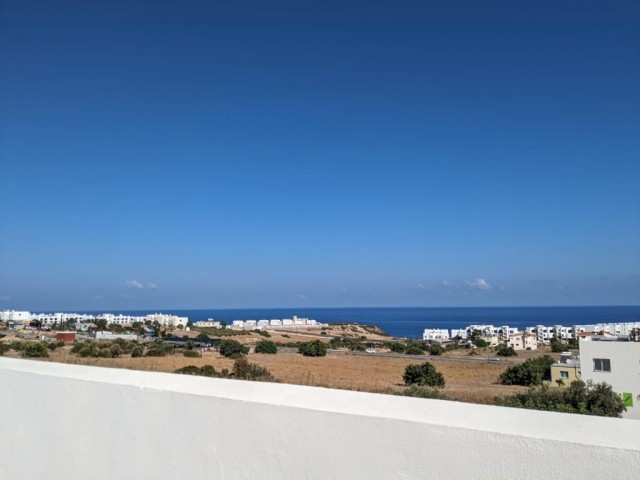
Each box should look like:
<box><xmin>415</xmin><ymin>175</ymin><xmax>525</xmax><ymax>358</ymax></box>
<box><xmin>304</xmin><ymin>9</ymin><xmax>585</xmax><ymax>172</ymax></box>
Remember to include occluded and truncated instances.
<box><xmin>1</xmin><ymin>357</ymin><xmax>638</xmax><ymax>479</ymax></box>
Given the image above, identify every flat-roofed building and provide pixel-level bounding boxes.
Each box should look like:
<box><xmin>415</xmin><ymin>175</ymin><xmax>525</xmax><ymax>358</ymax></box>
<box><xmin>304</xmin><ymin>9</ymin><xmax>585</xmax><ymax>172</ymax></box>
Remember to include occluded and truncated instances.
<box><xmin>580</xmin><ymin>337</ymin><xmax>640</xmax><ymax>419</ymax></box>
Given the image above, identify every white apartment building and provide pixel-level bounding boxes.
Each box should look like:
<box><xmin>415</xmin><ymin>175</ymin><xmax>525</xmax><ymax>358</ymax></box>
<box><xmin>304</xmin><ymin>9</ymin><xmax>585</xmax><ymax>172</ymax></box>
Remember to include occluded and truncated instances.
<box><xmin>423</xmin><ymin>329</ymin><xmax>450</xmax><ymax>342</ymax></box>
<box><xmin>0</xmin><ymin>310</ymin><xmax>31</xmax><ymax>323</ymax></box>
<box><xmin>145</xmin><ymin>314</ymin><xmax>188</xmax><ymax>328</ymax></box>
<box><xmin>579</xmin><ymin>338</ymin><xmax>640</xmax><ymax>420</ymax></box>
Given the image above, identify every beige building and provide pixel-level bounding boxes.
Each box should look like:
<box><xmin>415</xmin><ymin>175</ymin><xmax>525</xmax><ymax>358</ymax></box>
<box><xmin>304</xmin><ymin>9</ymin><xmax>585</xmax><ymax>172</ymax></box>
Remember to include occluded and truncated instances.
<box><xmin>507</xmin><ymin>332</ymin><xmax>538</xmax><ymax>350</ymax></box>
<box><xmin>550</xmin><ymin>353</ymin><xmax>581</xmax><ymax>386</ymax></box>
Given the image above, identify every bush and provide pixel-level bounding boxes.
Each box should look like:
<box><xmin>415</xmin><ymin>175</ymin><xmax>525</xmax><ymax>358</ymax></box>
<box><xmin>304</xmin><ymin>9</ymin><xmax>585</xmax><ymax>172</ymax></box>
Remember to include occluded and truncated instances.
<box><xmin>429</xmin><ymin>343</ymin><xmax>444</xmax><ymax>356</ymax></box>
<box><xmin>145</xmin><ymin>340</ymin><xmax>172</xmax><ymax>357</ymax></box>
<box><xmin>499</xmin><ymin>355</ymin><xmax>555</xmax><ymax>386</ymax></box>
<box><xmin>550</xmin><ymin>338</ymin><xmax>566</xmax><ymax>353</ymax></box>
<box><xmin>56</xmin><ymin>340</ymin><xmax>66</xmax><ymax>348</ymax></box>
<box><xmin>0</xmin><ymin>344</ymin><xmax>11</xmax><ymax>356</ymax></box>
<box><xmin>298</xmin><ymin>340</ymin><xmax>327</xmax><ymax>357</ymax></box>
<box><xmin>254</xmin><ymin>340</ymin><xmax>278</xmax><ymax>354</ymax></box>
<box><xmin>254</xmin><ymin>329</ymin><xmax>272</xmax><ymax>338</ymax></box>
<box><xmin>47</xmin><ymin>342</ymin><xmax>58</xmax><ymax>350</ymax></box>
<box><xmin>183</xmin><ymin>350</ymin><xmax>200</xmax><ymax>358</ymax></box>
<box><xmin>495</xmin><ymin>345</ymin><xmax>517</xmax><ymax>357</ymax></box>
<box><xmin>404</xmin><ymin>345</ymin><xmax>424</xmax><ymax>355</ymax></box>
<box><xmin>403</xmin><ymin>362</ymin><xmax>445</xmax><ymax>387</ymax></box>
<box><xmin>389</xmin><ymin>342</ymin><xmax>406</xmax><ymax>353</ymax></box>
<box><xmin>232</xmin><ymin>358</ymin><xmax>274</xmax><ymax>381</ymax></box>
<box><xmin>495</xmin><ymin>381</ymin><xmax>626</xmax><ymax>417</ymax></box>
<box><xmin>219</xmin><ymin>339</ymin><xmax>249</xmax><ymax>358</ymax></box>
<box><xmin>109</xmin><ymin>344</ymin><xmax>123</xmax><ymax>358</ymax></box>
<box><xmin>21</xmin><ymin>342</ymin><xmax>49</xmax><ymax>358</ymax></box>
<box><xmin>131</xmin><ymin>345</ymin><xmax>144</xmax><ymax>357</ymax></box>
<box><xmin>10</xmin><ymin>341</ymin><xmax>25</xmax><ymax>351</ymax></box>
<box><xmin>397</xmin><ymin>385</ymin><xmax>449</xmax><ymax>400</ymax></box>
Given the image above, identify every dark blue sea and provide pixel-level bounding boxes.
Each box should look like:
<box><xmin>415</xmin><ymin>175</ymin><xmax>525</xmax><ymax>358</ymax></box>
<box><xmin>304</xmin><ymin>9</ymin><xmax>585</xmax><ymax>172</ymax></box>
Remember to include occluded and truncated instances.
<box><xmin>79</xmin><ymin>306</ymin><xmax>640</xmax><ymax>339</ymax></box>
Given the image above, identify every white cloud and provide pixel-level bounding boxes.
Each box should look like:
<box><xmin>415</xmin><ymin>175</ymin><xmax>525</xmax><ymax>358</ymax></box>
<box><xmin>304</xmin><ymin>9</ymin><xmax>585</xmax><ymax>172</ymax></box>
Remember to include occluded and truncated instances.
<box><xmin>417</xmin><ymin>283</ymin><xmax>424</xmax><ymax>289</ymax></box>
<box><xmin>125</xmin><ymin>280</ymin><xmax>144</xmax><ymax>289</ymax></box>
<box><xmin>441</xmin><ymin>280</ymin><xmax>451</xmax><ymax>287</ymax></box>
<box><xmin>465</xmin><ymin>278</ymin><xmax>493</xmax><ymax>290</ymax></box>
<box><xmin>148</xmin><ymin>282</ymin><xmax>158</xmax><ymax>289</ymax></box>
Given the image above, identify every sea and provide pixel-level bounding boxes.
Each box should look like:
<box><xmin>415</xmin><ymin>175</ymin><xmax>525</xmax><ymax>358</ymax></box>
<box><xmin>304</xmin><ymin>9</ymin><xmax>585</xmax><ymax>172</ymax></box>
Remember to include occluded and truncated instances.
<box><xmin>79</xmin><ymin>306</ymin><xmax>640</xmax><ymax>339</ymax></box>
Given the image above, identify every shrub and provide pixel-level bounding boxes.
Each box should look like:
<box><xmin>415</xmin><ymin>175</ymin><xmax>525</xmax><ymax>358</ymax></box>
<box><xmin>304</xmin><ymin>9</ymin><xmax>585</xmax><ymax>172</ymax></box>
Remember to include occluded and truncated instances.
<box><xmin>183</xmin><ymin>350</ymin><xmax>199</xmax><ymax>358</ymax></box>
<box><xmin>175</xmin><ymin>365</ymin><xmax>204</xmax><ymax>376</ymax></box>
<box><xmin>109</xmin><ymin>344</ymin><xmax>123</xmax><ymax>358</ymax></box>
<box><xmin>254</xmin><ymin>340</ymin><xmax>278</xmax><ymax>354</ymax></box>
<box><xmin>495</xmin><ymin>345</ymin><xmax>517</xmax><ymax>357</ymax></box>
<box><xmin>0</xmin><ymin>344</ymin><xmax>11</xmax><ymax>356</ymax></box>
<box><xmin>130</xmin><ymin>345</ymin><xmax>144</xmax><ymax>357</ymax></box>
<box><xmin>56</xmin><ymin>340</ymin><xmax>66</xmax><ymax>348</ymax></box>
<box><xmin>219</xmin><ymin>339</ymin><xmax>249</xmax><ymax>358</ymax></box>
<box><xmin>495</xmin><ymin>381</ymin><xmax>626</xmax><ymax>417</ymax></box>
<box><xmin>404</xmin><ymin>345</ymin><xmax>424</xmax><ymax>355</ymax></box>
<box><xmin>429</xmin><ymin>343</ymin><xmax>444</xmax><ymax>356</ymax></box>
<box><xmin>397</xmin><ymin>385</ymin><xmax>449</xmax><ymax>400</ymax></box>
<box><xmin>145</xmin><ymin>340</ymin><xmax>172</xmax><ymax>357</ymax></box>
<box><xmin>389</xmin><ymin>342</ymin><xmax>406</xmax><ymax>353</ymax></box>
<box><xmin>499</xmin><ymin>355</ymin><xmax>555</xmax><ymax>386</ymax></box>
<box><xmin>10</xmin><ymin>341</ymin><xmax>25</xmax><ymax>351</ymax></box>
<box><xmin>232</xmin><ymin>358</ymin><xmax>274</xmax><ymax>381</ymax></box>
<box><xmin>298</xmin><ymin>340</ymin><xmax>327</xmax><ymax>357</ymax></box>
<box><xmin>47</xmin><ymin>342</ymin><xmax>58</xmax><ymax>350</ymax></box>
<box><xmin>403</xmin><ymin>362</ymin><xmax>445</xmax><ymax>387</ymax></box>
<box><xmin>21</xmin><ymin>342</ymin><xmax>49</xmax><ymax>358</ymax></box>
<box><xmin>254</xmin><ymin>329</ymin><xmax>272</xmax><ymax>338</ymax></box>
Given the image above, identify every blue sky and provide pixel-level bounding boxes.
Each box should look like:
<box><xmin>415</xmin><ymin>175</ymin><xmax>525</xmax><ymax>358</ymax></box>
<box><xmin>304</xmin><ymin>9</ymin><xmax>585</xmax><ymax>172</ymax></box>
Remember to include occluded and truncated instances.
<box><xmin>1</xmin><ymin>0</ymin><xmax>639</xmax><ymax>310</ymax></box>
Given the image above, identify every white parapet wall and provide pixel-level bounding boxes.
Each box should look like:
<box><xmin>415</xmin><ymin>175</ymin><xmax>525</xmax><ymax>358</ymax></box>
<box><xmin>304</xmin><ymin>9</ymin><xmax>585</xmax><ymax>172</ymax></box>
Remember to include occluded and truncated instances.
<box><xmin>1</xmin><ymin>357</ymin><xmax>639</xmax><ymax>480</ymax></box>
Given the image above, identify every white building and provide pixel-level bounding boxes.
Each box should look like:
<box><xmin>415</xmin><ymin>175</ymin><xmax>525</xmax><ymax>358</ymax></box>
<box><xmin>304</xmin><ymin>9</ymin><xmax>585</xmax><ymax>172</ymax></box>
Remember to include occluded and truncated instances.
<box><xmin>423</xmin><ymin>329</ymin><xmax>450</xmax><ymax>342</ymax></box>
<box><xmin>507</xmin><ymin>332</ymin><xmax>538</xmax><ymax>350</ymax></box>
<box><xmin>580</xmin><ymin>337</ymin><xmax>640</xmax><ymax>420</ymax></box>
<box><xmin>0</xmin><ymin>310</ymin><xmax>31</xmax><ymax>323</ymax></box>
<box><xmin>193</xmin><ymin>320</ymin><xmax>222</xmax><ymax>328</ymax></box>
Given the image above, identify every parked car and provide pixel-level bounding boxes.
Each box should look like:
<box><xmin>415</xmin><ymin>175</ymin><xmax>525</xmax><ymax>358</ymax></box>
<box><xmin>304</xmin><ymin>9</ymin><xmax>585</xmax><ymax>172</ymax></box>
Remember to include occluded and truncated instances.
<box><xmin>365</xmin><ymin>349</ymin><xmax>376</xmax><ymax>354</ymax></box>
<box><xmin>488</xmin><ymin>356</ymin><xmax>500</xmax><ymax>362</ymax></box>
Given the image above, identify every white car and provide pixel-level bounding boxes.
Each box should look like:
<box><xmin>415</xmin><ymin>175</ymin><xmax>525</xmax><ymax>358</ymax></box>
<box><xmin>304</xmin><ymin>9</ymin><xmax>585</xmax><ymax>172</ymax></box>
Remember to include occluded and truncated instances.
<box><xmin>365</xmin><ymin>349</ymin><xmax>376</xmax><ymax>354</ymax></box>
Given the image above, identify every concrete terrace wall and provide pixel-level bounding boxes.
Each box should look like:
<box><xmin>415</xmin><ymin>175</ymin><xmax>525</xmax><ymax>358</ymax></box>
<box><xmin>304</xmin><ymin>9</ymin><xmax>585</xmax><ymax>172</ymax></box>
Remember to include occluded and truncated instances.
<box><xmin>1</xmin><ymin>358</ymin><xmax>639</xmax><ymax>480</ymax></box>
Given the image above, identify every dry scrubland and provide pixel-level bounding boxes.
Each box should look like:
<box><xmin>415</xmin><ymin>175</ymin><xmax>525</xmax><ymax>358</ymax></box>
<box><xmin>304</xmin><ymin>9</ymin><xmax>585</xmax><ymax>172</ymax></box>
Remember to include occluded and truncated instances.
<box><xmin>22</xmin><ymin>347</ymin><xmax>531</xmax><ymax>404</ymax></box>
<box><xmin>2</xmin><ymin>326</ymin><xmax>569</xmax><ymax>404</ymax></box>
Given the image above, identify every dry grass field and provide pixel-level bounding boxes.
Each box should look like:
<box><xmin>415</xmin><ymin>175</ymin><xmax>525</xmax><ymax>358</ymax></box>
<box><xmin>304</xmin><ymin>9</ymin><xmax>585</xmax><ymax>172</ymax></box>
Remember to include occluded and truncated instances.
<box><xmin>34</xmin><ymin>347</ymin><xmax>529</xmax><ymax>404</ymax></box>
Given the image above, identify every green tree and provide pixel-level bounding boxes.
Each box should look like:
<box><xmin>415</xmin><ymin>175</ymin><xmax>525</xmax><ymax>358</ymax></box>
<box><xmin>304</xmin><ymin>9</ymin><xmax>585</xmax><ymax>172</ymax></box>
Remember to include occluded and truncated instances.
<box><xmin>0</xmin><ymin>344</ymin><xmax>11</xmax><ymax>356</ymax></box>
<box><xmin>95</xmin><ymin>319</ymin><xmax>108</xmax><ymax>331</ymax></box>
<box><xmin>404</xmin><ymin>345</ymin><xmax>424</xmax><ymax>355</ymax></box>
<box><xmin>499</xmin><ymin>355</ymin><xmax>555</xmax><ymax>386</ymax></box>
<box><xmin>298</xmin><ymin>340</ymin><xmax>328</xmax><ymax>357</ymax></box>
<box><xmin>429</xmin><ymin>343</ymin><xmax>444</xmax><ymax>356</ymax></box>
<box><xmin>219</xmin><ymin>339</ymin><xmax>249</xmax><ymax>358</ymax></box>
<box><xmin>403</xmin><ymin>362</ymin><xmax>445</xmax><ymax>387</ymax></box>
<box><xmin>254</xmin><ymin>340</ymin><xmax>278</xmax><ymax>354</ymax></box>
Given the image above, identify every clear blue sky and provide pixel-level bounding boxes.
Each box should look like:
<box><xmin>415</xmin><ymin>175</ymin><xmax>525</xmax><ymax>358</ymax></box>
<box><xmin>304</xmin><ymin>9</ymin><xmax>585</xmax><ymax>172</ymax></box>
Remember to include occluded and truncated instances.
<box><xmin>1</xmin><ymin>0</ymin><xmax>638</xmax><ymax>310</ymax></box>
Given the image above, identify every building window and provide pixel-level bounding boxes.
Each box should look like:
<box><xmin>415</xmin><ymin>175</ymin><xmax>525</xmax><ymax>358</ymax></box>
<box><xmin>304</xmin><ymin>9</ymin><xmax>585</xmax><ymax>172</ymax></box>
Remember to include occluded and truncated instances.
<box><xmin>593</xmin><ymin>358</ymin><xmax>611</xmax><ymax>372</ymax></box>
<box><xmin>560</xmin><ymin>371</ymin><xmax>569</xmax><ymax>379</ymax></box>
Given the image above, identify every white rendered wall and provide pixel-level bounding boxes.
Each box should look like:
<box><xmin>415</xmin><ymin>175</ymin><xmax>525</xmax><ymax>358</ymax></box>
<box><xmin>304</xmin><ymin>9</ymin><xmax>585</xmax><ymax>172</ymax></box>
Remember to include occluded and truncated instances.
<box><xmin>580</xmin><ymin>340</ymin><xmax>640</xmax><ymax>420</ymax></box>
<box><xmin>1</xmin><ymin>357</ymin><xmax>639</xmax><ymax>480</ymax></box>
